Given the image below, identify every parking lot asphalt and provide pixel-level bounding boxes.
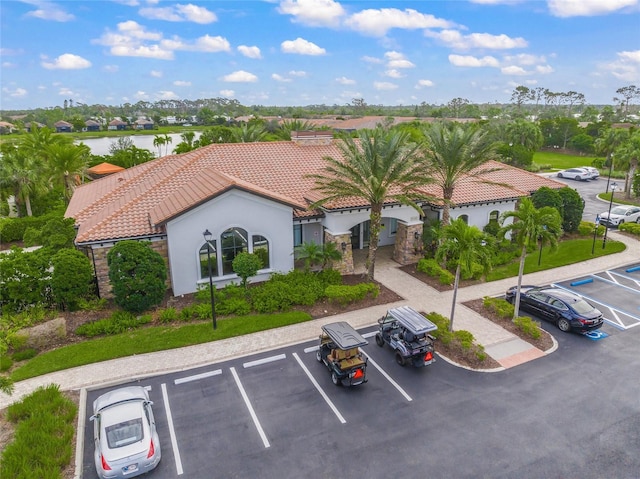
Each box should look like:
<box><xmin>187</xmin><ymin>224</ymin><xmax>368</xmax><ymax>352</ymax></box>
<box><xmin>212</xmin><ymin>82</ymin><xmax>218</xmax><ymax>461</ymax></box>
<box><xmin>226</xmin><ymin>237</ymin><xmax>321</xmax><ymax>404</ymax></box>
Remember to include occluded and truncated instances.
<box><xmin>2</xmin><ymin>229</ymin><xmax>639</xmax><ymax>415</ymax></box>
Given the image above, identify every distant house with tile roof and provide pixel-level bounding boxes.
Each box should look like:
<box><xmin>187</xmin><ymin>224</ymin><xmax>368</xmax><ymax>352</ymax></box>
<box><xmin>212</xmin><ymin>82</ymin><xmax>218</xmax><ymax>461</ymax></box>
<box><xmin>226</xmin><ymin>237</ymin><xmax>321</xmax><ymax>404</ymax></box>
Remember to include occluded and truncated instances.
<box><xmin>54</xmin><ymin>120</ymin><xmax>73</xmax><ymax>133</ymax></box>
<box><xmin>84</xmin><ymin>119</ymin><xmax>101</xmax><ymax>132</ymax></box>
<box><xmin>86</xmin><ymin>162</ymin><xmax>125</xmax><ymax>179</ymax></box>
<box><xmin>134</xmin><ymin>118</ymin><xmax>154</xmax><ymax>130</ymax></box>
<box><xmin>66</xmin><ymin>131</ymin><xmax>564</xmax><ymax>298</ymax></box>
<box><xmin>108</xmin><ymin>119</ymin><xmax>127</xmax><ymax>131</ymax></box>
<box><xmin>0</xmin><ymin>121</ymin><xmax>16</xmax><ymax>134</ymax></box>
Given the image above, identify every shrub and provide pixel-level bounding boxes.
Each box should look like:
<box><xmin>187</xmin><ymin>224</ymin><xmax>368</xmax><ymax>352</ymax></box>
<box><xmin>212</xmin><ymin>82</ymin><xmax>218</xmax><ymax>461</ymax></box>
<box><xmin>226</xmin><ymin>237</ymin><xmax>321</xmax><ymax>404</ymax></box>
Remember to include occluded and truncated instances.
<box><xmin>578</xmin><ymin>221</ymin><xmax>604</xmax><ymax>236</ymax></box>
<box><xmin>619</xmin><ymin>222</ymin><xmax>640</xmax><ymax>236</ymax></box>
<box><xmin>417</xmin><ymin>258</ymin><xmax>441</xmax><ymax>276</ymax></box>
<box><xmin>0</xmin><ymin>248</ymin><xmax>52</xmax><ymax>313</ymax></box>
<box><xmin>158</xmin><ymin>307</ymin><xmax>178</xmax><ymax>323</ymax></box>
<box><xmin>232</xmin><ymin>252</ymin><xmax>263</xmax><ymax>289</ymax></box>
<box><xmin>453</xmin><ymin>330</ymin><xmax>474</xmax><ymax>349</ymax></box>
<box><xmin>514</xmin><ymin>315</ymin><xmax>542</xmax><ymax>340</ymax></box>
<box><xmin>179</xmin><ymin>305</ymin><xmax>198</xmax><ymax>321</ymax></box>
<box><xmin>107</xmin><ymin>240</ymin><xmax>167</xmax><ymax>313</ymax></box>
<box><xmin>316</xmin><ymin>268</ymin><xmax>342</xmax><ymax>286</ymax></box>
<box><xmin>483</xmin><ymin>220</ymin><xmax>500</xmax><ymax>237</ymax></box>
<box><xmin>250</xmin><ymin>281</ymin><xmax>295</xmax><ymax>313</ymax></box>
<box><xmin>75</xmin><ymin>311</ymin><xmax>151</xmax><ymax>337</ymax></box>
<box><xmin>76</xmin><ymin>297</ymin><xmax>107</xmax><ymax>312</ymax></box>
<box><xmin>483</xmin><ymin>296</ymin><xmax>514</xmax><ymax>319</ymax></box>
<box><xmin>12</xmin><ymin>348</ymin><xmax>38</xmax><ymax>362</ymax></box>
<box><xmin>438</xmin><ymin>269</ymin><xmax>454</xmax><ymax>285</ymax></box>
<box><xmin>51</xmin><ymin>249</ymin><xmax>95</xmax><ymax>311</ymax></box>
<box><xmin>0</xmin><ymin>355</ymin><xmax>13</xmax><ymax>372</ymax></box>
<box><xmin>325</xmin><ymin>283</ymin><xmax>379</xmax><ymax>305</ymax></box>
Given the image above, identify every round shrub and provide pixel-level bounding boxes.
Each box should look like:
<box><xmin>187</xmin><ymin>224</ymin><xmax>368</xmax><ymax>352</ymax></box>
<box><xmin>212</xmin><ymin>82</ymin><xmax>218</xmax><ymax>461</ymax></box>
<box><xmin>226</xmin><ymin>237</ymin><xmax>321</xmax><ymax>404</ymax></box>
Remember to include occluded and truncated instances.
<box><xmin>51</xmin><ymin>249</ymin><xmax>95</xmax><ymax>311</ymax></box>
<box><xmin>438</xmin><ymin>269</ymin><xmax>454</xmax><ymax>285</ymax></box>
<box><xmin>107</xmin><ymin>240</ymin><xmax>167</xmax><ymax>314</ymax></box>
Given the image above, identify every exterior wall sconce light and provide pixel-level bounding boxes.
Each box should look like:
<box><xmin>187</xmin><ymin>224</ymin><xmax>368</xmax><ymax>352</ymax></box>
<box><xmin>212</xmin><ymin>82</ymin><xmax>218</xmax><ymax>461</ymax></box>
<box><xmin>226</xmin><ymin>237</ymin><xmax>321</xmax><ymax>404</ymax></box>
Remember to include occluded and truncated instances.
<box><xmin>414</xmin><ymin>231</ymin><xmax>421</xmax><ymax>239</ymax></box>
<box><xmin>341</xmin><ymin>241</ymin><xmax>347</xmax><ymax>252</ymax></box>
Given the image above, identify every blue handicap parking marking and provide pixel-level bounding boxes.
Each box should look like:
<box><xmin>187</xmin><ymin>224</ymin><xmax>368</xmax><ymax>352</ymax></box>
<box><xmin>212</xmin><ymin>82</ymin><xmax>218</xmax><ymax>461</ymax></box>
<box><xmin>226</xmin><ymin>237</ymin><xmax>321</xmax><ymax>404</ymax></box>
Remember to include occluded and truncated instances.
<box><xmin>583</xmin><ymin>330</ymin><xmax>609</xmax><ymax>341</ymax></box>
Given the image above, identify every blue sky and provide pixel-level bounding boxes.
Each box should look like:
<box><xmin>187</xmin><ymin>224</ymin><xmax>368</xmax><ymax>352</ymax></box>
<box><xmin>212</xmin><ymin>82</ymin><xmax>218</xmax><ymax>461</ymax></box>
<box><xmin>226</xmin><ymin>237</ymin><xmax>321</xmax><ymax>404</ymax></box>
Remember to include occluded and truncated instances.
<box><xmin>1</xmin><ymin>0</ymin><xmax>639</xmax><ymax>110</ymax></box>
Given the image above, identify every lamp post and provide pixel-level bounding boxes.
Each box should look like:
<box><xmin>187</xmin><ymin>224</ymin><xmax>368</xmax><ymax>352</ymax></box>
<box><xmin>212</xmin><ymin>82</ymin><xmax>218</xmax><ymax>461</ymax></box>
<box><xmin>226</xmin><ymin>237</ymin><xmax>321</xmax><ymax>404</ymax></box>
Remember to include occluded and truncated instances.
<box><xmin>602</xmin><ymin>182</ymin><xmax>618</xmax><ymax>249</ymax></box>
<box><xmin>203</xmin><ymin>229</ymin><xmax>217</xmax><ymax>330</ymax></box>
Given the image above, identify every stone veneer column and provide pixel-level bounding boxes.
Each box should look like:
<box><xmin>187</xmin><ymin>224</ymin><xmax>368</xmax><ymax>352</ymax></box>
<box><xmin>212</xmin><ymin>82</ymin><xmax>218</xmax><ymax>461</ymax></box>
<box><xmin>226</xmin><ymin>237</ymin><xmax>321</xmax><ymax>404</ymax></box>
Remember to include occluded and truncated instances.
<box><xmin>392</xmin><ymin>222</ymin><xmax>424</xmax><ymax>265</ymax></box>
<box><xmin>90</xmin><ymin>239</ymin><xmax>171</xmax><ymax>299</ymax></box>
<box><xmin>323</xmin><ymin>231</ymin><xmax>354</xmax><ymax>274</ymax></box>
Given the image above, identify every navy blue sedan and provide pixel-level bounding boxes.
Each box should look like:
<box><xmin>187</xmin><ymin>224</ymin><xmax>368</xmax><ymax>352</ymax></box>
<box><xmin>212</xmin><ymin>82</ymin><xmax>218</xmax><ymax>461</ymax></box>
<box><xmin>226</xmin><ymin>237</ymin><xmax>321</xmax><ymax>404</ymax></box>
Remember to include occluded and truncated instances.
<box><xmin>505</xmin><ymin>286</ymin><xmax>604</xmax><ymax>333</ymax></box>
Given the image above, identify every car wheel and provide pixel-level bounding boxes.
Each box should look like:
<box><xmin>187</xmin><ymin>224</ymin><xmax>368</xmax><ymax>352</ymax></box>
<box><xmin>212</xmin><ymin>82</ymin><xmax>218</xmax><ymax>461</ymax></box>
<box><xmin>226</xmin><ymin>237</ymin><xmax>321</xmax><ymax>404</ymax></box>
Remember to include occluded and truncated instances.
<box><xmin>395</xmin><ymin>352</ymin><xmax>406</xmax><ymax>367</ymax></box>
<box><xmin>316</xmin><ymin>350</ymin><xmax>322</xmax><ymax>362</ymax></box>
<box><xmin>575</xmin><ymin>175</ymin><xmax>582</xmax><ymax>181</ymax></box>
<box><xmin>619</xmin><ymin>220</ymin><xmax>624</xmax><ymax>226</ymax></box>
<box><xmin>375</xmin><ymin>333</ymin><xmax>384</xmax><ymax>347</ymax></box>
<box><xmin>636</xmin><ymin>217</ymin><xmax>640</xmax><ymax>224</ymax></box>
<box><xmin>557</xmin><ymin>318</ymin><xmax>572</xmax><ymax>333</ymax></box>
<box><xmin>557</xmin><ymin>173</ymin><xmax>564</xmax><ymax>178</ymax></box>
<box><xmin>331</xmin><ymin>371</ymin><xmax>340</xmax><ymax>386</ymax></box>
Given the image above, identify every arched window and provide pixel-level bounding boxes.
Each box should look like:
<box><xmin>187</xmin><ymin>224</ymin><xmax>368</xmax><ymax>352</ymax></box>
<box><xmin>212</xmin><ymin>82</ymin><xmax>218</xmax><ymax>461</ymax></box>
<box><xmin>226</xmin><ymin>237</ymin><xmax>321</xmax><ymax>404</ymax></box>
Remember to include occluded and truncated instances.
<box><xmin>459</xmin><ymin>214</ymin><xmax>469</xmax><ymax>224</ymax></box>
<box><xmin>252</xmin><ymin>235</ymin><xmax>270</xmax><ymax>269</ymax></box>
<box><xmin>199</xmin><ymin>240</ymin><xmax>218</xmax><ymax>279</ymax></box>
<box><xmin>489</xmin><ymin>210</ymin><xmax>499</xmax><ymax>222</ymax></box>
<box><xmin>221</xmin><ymin>227</ymin><xmax>248</xmax><ymax>275</ymax></box>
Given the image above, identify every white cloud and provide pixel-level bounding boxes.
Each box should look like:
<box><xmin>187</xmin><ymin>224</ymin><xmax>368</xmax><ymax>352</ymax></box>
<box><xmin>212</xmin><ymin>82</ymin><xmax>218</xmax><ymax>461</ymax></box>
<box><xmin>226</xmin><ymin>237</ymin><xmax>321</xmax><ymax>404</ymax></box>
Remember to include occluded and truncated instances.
<box><xmin>111</xmin><ymin>44</ymin><xmax>173</xmax><ymax>60</ymax></box>
<box><xmin>536</xmin><ymin>64</ymin><xmax>554</xmax><ymax>74</ymax></box>
<box><xmin>103</xmin><ymin>65</ymin><xmax>119</xmax><ymax>73</ymax></box>
<box><xmin>547</xmin><ymin>0</ymin><xmax>638</xmax><ymax>17</ymax></box>
<box><xmin>289</xmin><ymin>70</ymin><xmax>307</xmax><ymax>77</ymax></box>
<box><xmin>449</xmin><ymin>54</ymin><xmax>500</xmax><ymax>67</ymax></box>
<box><xmin>384</xmin><ymin>69</ymin><xmax>404</xmax><ymax>78</ymax></box>
<box><xmin>602</xmin><ymin>49</ymin><xmax>640</xmax><ymax>82</ymax></box>
<box><xmin>385</xmin><ymin>51</ymin><xmax>415</xmax><ymax>69</ymax></box>
<box><xmin>281</xmin><ymin>37</ymin><xmax>326</xmax><ymax>55</ymax></box>
<box><xmin>220</xmin><ymin>89</ymin><xmax>235</xmax><ymax>98</ymax></box>
<box><xmin>373</xmin><ymin>81</ymin><xmax>398</xmax><ymax>90</ymax></box>
<box><xmin>173</xmin><ymin>80</ymin><xmax>191</xmax><ymax>86</ymax></box>
<box><xmin>416</xmin><ymin>79</ymin><xmax>435</xmax><ymax>88</ymax></box>
<box><xmin>157</xmin><ymin>90</ymin><xmax>178</xmax><ymax>99</ymax></box>
<box><xmin>22</xmin><ymin>0</ymin><xmax>74</xmax><ymax>22</ymax></box>
<box><xmin>277</xmin><ymin>0</ymin><xmax>345</xmax><ymax>27</ymax></box>
<box><xmin>425</xmin><ymin>29</ymin><xmax>527</xmax><ymax>50</ymax></box>
<box><xmin>362</xmin><ymin>55</ymin><xmax>383</xmax><ymax>64</ymax></box>
<box><xmin>501</xmin><ymin>65</ymin><xmax>528</xmax><ymax>75</ymax></box>
<box><xmin>134</xmin><ymin>90</ymin><xmax>149</xmax><ymax>100</ymax></box>
<box><xmin>57</xmin><ymin>87</ymin><xmax>75</xmax><ymax>96</ymax></box>
<box><xmin>223</xmin><ymin>70</ymin><xmax>258</xmax><ymax>82</ymax></box>
<box><xmin>194</xmin><ymin>35</ymin><xmax>231</xmax><ymax>52</ymax></box>
<box><xmin>345</xmin><ymin>8</ymin><xmax>454</xmax><ymax>37</ymax></box>
<box><xmin>238</xmin><ymin>45</ymin><xmax>262</xmax><ymax>59</ymax></box>
<box><xmin>41</xmin><ymin>53</ymin><xmax>91</xmax><ymax>70</ymax></box>
<box><xmin>272</xmin><ymin>73</ymin><xmax>292</xmax><ymax>82</ymax></box>
<box><xmin>139</xmin><ymin>3</ymin><xmax>217</xmax><ymax>23</ymax></box>
<box><xmin>2</xmin><ymin>87</ymin><xmax>28</xmax><ymax>97</ymax></box>
<box><xmin>503</xmin><ymin>53</ymin><xmax>547</xmax><ymax>66</ymax></box>
<box><xmin>150</xmin><ymin>70</ymin><xmax>163</xmax><ymax>77</ymax></box>
<box><xmin>336</xmin><ymin>76</ymin><xmax>356</xmax><ymax>85</ymax></box>
<box><xmin>2</xmin><ymin>62</ymin><xmax>16</xmax><ymax>68</ymax></box>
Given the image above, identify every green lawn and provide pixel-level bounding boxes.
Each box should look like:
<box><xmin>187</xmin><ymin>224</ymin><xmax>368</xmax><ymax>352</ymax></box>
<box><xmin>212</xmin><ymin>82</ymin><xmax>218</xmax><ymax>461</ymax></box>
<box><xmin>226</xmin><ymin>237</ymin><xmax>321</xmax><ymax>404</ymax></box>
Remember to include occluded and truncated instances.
<box><xmin>486</xmin><ymin>238</ymin><xmax>626</xmax><ymax>282</ymax></box>
<box><xmin>532</xmin><ymin>151</ymin><xmax>599</xmax><ymax>170</ymax></box>
<box><xmin>10</xmin><ymin>311</ymin><xmax>311</xmax><ymax>382</ymax></box>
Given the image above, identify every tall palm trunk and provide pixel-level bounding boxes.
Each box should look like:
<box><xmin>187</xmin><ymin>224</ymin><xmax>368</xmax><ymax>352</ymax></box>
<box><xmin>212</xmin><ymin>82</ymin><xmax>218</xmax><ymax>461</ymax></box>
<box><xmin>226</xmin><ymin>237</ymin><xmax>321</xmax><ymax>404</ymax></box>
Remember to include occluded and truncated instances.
<box><xmin>365</xmin><ymin>206</ymin><xmax>382</xmax><ymax>281</ymax></box>
<box><xmin>512</xmin><ymin>244</ymin><xmax>527</xmax><ymax>321</ymax></box>
<box><xmin>449</xmin><ymin>264</ymin><xmax>461</xmax><ymax>331</ymax></box>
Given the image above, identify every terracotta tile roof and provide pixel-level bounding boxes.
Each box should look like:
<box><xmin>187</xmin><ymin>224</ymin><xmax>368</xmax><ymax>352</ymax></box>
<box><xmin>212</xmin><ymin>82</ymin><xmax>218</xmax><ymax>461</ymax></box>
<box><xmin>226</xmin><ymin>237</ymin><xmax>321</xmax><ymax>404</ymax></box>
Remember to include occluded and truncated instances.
<box><xmin>87</xmin><ymin>162</ymin><xmax>125</xmax><ymax>175</ymax></box>
<box><xmin>66</xmin><ymin>142</ymin><xmax>565</xmax><ymax>244</ymax></box>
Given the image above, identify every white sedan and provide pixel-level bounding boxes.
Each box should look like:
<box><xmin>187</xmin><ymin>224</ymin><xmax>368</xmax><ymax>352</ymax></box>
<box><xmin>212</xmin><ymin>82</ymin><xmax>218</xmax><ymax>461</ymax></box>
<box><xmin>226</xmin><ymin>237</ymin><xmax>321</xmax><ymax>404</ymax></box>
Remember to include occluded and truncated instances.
<box><xmin>556</xmin><ymin>167</ymin><xmax>593</xmax><ymax>181</ymax></box>
<box><xmin>600</xmin><ymin>205</ymin><xmax>640</xmax><ymax>227</ymax></box>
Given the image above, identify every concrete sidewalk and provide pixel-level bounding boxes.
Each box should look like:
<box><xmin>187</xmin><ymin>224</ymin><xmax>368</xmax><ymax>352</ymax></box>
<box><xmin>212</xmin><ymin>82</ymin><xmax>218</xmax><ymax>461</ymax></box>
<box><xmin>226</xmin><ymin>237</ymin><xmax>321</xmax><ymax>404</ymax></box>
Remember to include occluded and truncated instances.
<box><xmin>1</xmin><ymin>230</ymin><xmax>638</xmax><ymax>409</ymax></box>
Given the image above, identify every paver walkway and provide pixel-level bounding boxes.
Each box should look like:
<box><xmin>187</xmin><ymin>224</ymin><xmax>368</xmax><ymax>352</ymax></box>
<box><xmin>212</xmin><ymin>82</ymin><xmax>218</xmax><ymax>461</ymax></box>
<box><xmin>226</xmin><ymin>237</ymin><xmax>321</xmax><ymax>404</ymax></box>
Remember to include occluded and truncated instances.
<box><xmin>1</xmin><ymin>230</ymin><xmax>638</xmax><ymax>409</ymax></box>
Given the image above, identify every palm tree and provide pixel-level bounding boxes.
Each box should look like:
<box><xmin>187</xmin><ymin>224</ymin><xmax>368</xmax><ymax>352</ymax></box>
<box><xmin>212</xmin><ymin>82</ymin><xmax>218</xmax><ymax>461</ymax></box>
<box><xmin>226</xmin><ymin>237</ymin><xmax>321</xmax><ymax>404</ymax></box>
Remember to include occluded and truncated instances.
<box><xmin>153</xmin><ymin>134</ymin><xmax>166</xmax><ymax>157</ymax></box>
<box><xmin>232</xmin><ymin>123</ymin><xmax>267</xmax><ymax>143</ymax></box>
<box><xmin>499</xmin><ymin>197</ymin><xmax>563</xmax><ymax>320</ymax></box>
<box><xmin>46</xmin><ymin>143</ymin><xmax>90</xmax><ymax>202</ymax></box>
<box><xmin>420</xmin><ymin>122</ymin><xmax>497</xmax><ymax>226</ymax></box>
<box><xmin>308</xmin><ymin>128</ymin><xmax>434</xmax><ymax>281</ymax></box>
<box><xmin>0</xmin><ymin>143</ymin><xmax>46</xmax><ymax>217</ymax></box>
<box><xmin>278</xmin><ymin>119</ymin><xmax>316</xmax><ymax>140</ymax></box>
<box><xmin>615</xmin><ymin>129</ymin><xmax>640</xmax><ymax>200</ymax></box>
<box><xmin>436</xmin><ymin>219</ymin><xmax>493</xmax><ymax>331</ymax></box>
<box><xmin>595</xmin><ymin>127</ymin><xmax>629</xmax><ymax>191</ymax></box>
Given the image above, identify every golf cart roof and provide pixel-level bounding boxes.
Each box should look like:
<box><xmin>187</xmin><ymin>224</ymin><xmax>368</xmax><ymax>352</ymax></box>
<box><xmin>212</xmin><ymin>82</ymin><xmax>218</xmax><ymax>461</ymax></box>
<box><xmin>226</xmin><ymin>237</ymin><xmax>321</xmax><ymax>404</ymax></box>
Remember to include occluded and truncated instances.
<box><xmin>386</xmin><ymin>306</ymin><xmax>438</xmax><ymax>335</ymax></box>
<box><xmin>321</xmin><ymin>321</ymin><xmax>368</xmax><ymax>349</ymax></box>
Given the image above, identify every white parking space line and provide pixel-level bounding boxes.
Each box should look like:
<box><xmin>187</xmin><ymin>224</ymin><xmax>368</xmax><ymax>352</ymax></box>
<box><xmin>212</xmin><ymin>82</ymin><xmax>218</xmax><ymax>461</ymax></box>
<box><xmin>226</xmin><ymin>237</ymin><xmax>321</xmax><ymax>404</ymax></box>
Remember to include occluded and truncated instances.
<box><xmin>230</xmin><ymin>367</ymin><xmax>271</xmax><ymax>448</ymax></box>
<box><xmin>292</xmin><ymin>352</ymin><xmax>346</xmax><ymax>424</ymax></box>
<box><xmin>604</xmin><ymin>270</ymin><xmax>619</xmax><ymax>283</ymax></box>
<box><xmin>303</xmin><ymin>345</ymin><xmax>318</xmax><ymax>353</ymax></box>
<box><xmin>174</xmin><ymin>369</ymin><xmax>222</xmax><ymax>385</ymax></box>
<box><xmin>362</xmin><ymin>331</ymin><xmax>377</xmax><ymax>339</ymax></box>
<box><xmin>360</xmin><ymin>351</ymin><xmax>412</xmax><ymax>402</ymax></box>
<box><xmin>243</xmin><ymin>354</ymin><xmax>286</xmax><ymax>368</ymax></box>
<box><xmin>160</xmin><ymin>383</ymin><xmax>184</xmax><ymax>475</ymax></box>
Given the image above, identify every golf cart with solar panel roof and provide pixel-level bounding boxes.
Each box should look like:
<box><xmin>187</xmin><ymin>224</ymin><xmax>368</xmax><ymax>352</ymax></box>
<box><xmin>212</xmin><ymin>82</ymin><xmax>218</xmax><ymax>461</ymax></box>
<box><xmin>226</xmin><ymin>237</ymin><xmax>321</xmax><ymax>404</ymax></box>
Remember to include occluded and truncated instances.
<box><xmin>316</xmin><ymin>321</ymin><xmax>368</xmax><ymax>387</ymax></box>
<box><xmin>375</xmin><ymin>306</ymin><xmax>438</xmax><ymax>367</ymax></box>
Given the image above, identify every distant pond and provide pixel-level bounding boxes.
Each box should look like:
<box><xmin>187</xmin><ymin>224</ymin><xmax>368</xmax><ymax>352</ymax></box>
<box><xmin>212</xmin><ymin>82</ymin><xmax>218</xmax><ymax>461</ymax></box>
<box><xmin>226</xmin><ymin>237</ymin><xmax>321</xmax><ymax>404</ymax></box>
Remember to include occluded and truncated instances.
<box><xmin>75</xmin><ymin>132</ymin><xmax>201</xmax><ymax>156</ymax></box>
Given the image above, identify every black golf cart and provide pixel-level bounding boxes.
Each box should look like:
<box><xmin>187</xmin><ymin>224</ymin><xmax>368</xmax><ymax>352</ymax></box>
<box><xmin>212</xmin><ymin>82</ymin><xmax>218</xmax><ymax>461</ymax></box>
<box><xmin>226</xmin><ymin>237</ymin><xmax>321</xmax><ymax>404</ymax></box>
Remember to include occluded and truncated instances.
<box><xmin>375</xmin><ymin>306</ymin><xmax>437</xmax><ymax>367</ymax></box>
<box><xmin>316</xmin><ymin>321</ymin><xmax>368</xmax><ymax>387</ymax></box>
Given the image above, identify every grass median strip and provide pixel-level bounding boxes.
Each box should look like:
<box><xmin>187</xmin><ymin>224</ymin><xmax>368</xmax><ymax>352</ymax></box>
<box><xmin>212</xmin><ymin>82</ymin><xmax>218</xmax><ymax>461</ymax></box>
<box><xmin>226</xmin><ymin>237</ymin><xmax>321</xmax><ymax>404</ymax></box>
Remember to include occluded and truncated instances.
<box><xmin>11</xmin><ymin>311</ymin><xmax>311</xmax><ymax>382</ymax></box>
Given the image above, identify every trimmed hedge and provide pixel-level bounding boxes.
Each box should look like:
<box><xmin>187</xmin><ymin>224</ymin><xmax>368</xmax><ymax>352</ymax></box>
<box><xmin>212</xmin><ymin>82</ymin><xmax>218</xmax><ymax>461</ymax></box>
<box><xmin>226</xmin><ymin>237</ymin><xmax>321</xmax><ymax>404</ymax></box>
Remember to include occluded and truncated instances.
<box><xmin>325</xmin><ymin>283</ymin><xmax>379</xmax><ymax>305</ymax></box>
<box><xmin>619</xmin><ymin>222</ymin><xmax>640</xmax><ymax>236</ymax></box>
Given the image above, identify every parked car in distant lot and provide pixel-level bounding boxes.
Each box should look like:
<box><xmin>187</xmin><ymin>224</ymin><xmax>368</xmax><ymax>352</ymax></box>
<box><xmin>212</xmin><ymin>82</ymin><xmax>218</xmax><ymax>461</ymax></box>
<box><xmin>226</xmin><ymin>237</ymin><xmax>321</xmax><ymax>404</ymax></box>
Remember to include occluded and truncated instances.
<box><xmin>90</xmin><ymin>386</ymin><xmax>161</xmax><ymax>479</ymax></box>
<box><xmin>556</xmin><ymin>167</ymin><xmax>594</xmax><ymax>181</ymax></box>
<box><xmin>579</xmin><ymin>166</ymin><xmax>599</xmax><ymax>179</ymax></box>
<box><xmin>599</xmin><ymin>205</ymin><xmax>640</xmax><ymax>227</ymax></box>
<box><xmin>505</xmin><ymin>285</ymin><xmax>603</xmax><ymax>333</ymax></box>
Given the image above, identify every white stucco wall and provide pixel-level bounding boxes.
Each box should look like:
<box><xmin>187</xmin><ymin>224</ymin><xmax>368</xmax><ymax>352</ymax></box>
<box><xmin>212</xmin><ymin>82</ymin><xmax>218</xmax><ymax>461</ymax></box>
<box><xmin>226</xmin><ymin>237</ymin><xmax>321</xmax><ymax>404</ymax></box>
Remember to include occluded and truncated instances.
<box><xmin>166</xmin><ymin>189</ymin><xmax>295</xmax><ymax>295</ymax></box>
<box><xmin>449</xmin><ymin>201</ymin><xmax>517</xmax><ymax>229</ymax></box>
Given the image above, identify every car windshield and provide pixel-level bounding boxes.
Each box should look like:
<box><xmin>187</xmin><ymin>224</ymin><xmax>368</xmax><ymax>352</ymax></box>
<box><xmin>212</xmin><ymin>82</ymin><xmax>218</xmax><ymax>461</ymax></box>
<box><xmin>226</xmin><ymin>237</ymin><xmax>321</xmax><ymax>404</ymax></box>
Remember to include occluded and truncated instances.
<box><xmin>610</xmin><ymin>207</ymin><xmax>629</xmax><ymax>215</ymax></box>
<box><xmin>572</xmin><ymin>299</ymin><xmax>594</xmax><ymax>315</ymax></box>
<box><xmin>106</xmin><ymin>418</ymin><xmax>144</xmax><ymax>448</ymax></box>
